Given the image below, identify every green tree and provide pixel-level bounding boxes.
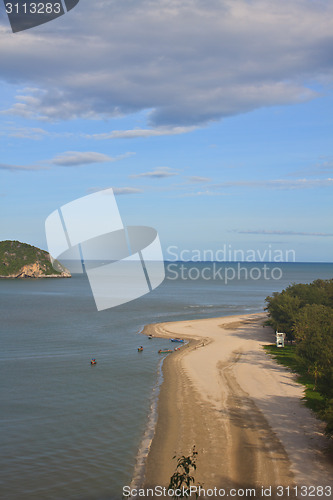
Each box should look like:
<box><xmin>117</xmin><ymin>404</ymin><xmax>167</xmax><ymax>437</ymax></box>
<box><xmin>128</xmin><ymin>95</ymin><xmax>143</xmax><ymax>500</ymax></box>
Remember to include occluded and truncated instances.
<box><xmin>168</xmin><ymin>447</ymin><xmax>201</xmax><ymax>499</ymax></box>
<box><xmin>286</xmin><ymin>280</ymin><xmax>333</xmax><ymax>308</ymax></box>
<box><xmin>293</xmin><ymin>304</ymin><xmax>333</xmax><ymax>399</ymax></box>
<box><xmin>265</xmin><ymin>279</ymin><xmax>333</xmax><ymax>436</ymax></box>
<box><xmin>309</xmin><ymin>362</ymin><xmax>323</xmax><ymax>392</ymax></box>
<box><xmin>265</xmin><ymin>291</ymin><xmax>301</xmax><ymax>340</ymax></box>
<box><xmin>323</xmin><ymin>400</ymin><xmax>333</xmax><ymax>436</ymax></box>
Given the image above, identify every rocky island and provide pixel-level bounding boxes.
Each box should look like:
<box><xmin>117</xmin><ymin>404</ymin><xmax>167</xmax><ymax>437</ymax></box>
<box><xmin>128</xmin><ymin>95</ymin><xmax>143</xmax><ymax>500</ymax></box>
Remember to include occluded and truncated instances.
<box><xmin>0</xmin><ymin>240</ymin><xmax>71</xmax><ymax>279</ymax></box>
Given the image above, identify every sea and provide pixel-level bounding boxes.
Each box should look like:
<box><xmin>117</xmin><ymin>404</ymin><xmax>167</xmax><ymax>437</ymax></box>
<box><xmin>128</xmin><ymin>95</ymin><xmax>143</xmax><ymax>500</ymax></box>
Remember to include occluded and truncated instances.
<box><xmin>0</xmin><ymin>262</ymin><xmax>332</xmax><ymax>500</ymax></box>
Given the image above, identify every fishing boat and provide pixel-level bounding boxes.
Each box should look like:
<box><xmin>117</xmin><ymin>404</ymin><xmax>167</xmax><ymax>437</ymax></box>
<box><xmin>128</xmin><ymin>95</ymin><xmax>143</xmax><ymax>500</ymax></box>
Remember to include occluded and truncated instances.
<box><xmin>158</xmin><ymin>349</ymin><xmax>173</xmax><ymax>354</ymax></box>
<box><xmin>91</xmin><ymin>359</ymin><xmax>97</xmax><ymax>365</ymax></box>
<box><xmin>148</xmin><ymin>335</ymin><xmax>153</xmax><ymax>339</ymax></box>
<box><xmin>138</xmin><ymin>346</ymin><xmax>144</xmax><ymax>352</ymax></box>
<box><xmin>171</xmin><ymin>338</ymin><xmax>185</xmax><ymax>343</ymax></box>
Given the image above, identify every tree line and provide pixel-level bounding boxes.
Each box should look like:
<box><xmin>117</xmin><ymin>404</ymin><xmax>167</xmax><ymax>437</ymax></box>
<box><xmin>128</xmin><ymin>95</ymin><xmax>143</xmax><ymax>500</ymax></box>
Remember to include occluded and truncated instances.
<box><xmin>265</xmin><ymin>279</ymin><xmax>333</xmax><ymax>436</ymax></box>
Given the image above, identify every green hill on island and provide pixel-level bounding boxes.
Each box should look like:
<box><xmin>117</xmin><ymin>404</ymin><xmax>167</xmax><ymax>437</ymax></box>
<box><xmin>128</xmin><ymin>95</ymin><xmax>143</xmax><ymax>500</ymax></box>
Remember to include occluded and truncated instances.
<box><xmin>0</xmin><ymin>240</ymin><xmax>71</xmax><ymax>278</ymax></box>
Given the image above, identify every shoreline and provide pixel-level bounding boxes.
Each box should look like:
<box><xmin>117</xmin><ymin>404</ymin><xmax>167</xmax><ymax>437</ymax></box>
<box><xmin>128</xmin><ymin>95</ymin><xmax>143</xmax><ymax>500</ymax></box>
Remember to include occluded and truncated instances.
<box><xmin>130</xmin><ymin>356</ymin><xmax>165</xmax><ymax>491</ymax></box>
<box><xmin>0</xmin><ymin>275</ymin><xmax>71</xmax><ymax>279</ymax></box>
<box><xmin>139</xmin><ymin>313</ymin><xmax>332</xmax><ymax>498</ymax></box>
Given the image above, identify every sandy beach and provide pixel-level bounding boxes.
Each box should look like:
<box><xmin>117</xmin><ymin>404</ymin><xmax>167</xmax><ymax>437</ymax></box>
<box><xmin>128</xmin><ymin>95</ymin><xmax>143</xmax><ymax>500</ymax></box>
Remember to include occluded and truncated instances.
<box><xmin>141</xmin><ymin>313</ymin><xmax>333</xmax><ymax>499</ymax></box>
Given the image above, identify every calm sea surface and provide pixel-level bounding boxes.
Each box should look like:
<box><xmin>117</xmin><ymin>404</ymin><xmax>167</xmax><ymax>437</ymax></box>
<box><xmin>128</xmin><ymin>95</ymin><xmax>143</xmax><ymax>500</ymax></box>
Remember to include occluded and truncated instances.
<box><xmin>0</xmin><ymin>262</ymin><xmax>332</xmax><ymax>499</ymax></box>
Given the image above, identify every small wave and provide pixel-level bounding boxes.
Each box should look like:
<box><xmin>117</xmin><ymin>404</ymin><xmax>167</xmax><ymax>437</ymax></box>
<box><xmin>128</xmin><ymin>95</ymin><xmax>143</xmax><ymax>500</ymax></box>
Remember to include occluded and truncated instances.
<box><xmin>130</xmin><ymin>358</ymin><xmax>164</xmax><ymax>490</ymax></box>
<box><xmin>188</xmin><ymin>304</ymin><xmax>214</xmax><ymax>309</ymax></box>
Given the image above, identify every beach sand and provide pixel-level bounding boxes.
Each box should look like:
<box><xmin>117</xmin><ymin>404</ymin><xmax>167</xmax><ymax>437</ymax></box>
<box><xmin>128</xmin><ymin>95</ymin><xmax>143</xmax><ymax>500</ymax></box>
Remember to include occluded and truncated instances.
<box><xmin>141</xmin><ymin>313</ymin><xmax>333</xmax><ymax>499</ymax></box>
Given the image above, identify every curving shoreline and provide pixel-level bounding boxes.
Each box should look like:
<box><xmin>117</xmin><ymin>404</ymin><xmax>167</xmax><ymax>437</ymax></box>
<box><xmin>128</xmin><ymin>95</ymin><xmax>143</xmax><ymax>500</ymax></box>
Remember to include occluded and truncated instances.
<box><xmin>140</xmin><ymin>313</ymin><xmax>333</xmax><ymax>498</ymax></box>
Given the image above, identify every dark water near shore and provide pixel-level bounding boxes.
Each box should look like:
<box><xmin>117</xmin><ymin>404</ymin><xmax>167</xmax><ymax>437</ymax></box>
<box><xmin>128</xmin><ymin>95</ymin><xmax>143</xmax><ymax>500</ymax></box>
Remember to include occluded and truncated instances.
<box><xmin>0</xmin><ymin>262</ymin><xmax>332</xmax><ymax>499</ymax></box>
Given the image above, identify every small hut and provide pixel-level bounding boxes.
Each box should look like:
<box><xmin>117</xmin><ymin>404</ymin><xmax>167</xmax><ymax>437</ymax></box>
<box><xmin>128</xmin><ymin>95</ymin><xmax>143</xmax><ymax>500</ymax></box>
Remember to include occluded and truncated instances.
<box><xmin>276</xmin><ymin>331</ymin><xmax>285</xmax><ymax>348</ymax></box>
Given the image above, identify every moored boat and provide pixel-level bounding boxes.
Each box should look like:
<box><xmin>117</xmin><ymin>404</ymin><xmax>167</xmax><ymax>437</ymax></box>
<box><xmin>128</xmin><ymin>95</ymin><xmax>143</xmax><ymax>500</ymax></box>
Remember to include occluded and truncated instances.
<box><xmin>158</xmin><ymin>349</ymin><xmax>173</xmax><ymax>354</ymax></box>
<box><xmin>171</xmin><ymin>338</ymin><xmax>185</xmax><ymax>343</ymax></box>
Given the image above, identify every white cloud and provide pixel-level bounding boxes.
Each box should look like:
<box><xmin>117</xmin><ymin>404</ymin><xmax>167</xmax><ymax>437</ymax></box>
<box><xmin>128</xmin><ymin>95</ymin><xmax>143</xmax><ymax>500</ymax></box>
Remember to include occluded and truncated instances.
<box><xmin>289</xmin><ymin>159</ymin><xmax>333</xmax><ymax>177</ymax></box>
<box><xmin>236</xmin><ymin>230</ymin><xmax>333</xmax><ymax>237</ymax></box>
<box><xmin>0</xmin><ymin>162</ymin><xmax>47</xmax><ymax>171</ymax></box>
<box><xmin>50</xmin><ymin>151</ymin><xmax>134</xmax><ymax>166</ymax></box>
<box><xmin>130</xmin><ymin>167</ymin><xmax>178</xmax><ymax>179</ymax></box>
<box><xmin>89</xmin><ymin>126</ymin><xmax>199</xmax><ymax>139</ymax></box>
<box><xmin>187</xmin><ymin>176</ymin><xmax>211</xmax><ymax>183</ymax></box>
<box><xmin>210</xmin><ymin>178</ymin><xmax>333</xmax><ymax>190</ymax></box>
<box><xmin>182</xmin><ymin>190</ymin><xmax>227</xmax><ymax>197</ymax></box>
<box><xmin>0</xmin><ymin>151</ymin><xmax>134</xmax><ymax>171</ymax></box>
<box><xmin>87</xmin><ymin>186</ymin><xmax>143</xmax><ymax>195</ymax></box>
<box><xmin>8</xmin><ymin>127</ymin><xmax>49</xmax><ymax>140</ymax></box>
<box><xmin>0</xmin><ymin>1</ymin><xmax>332</xmax><ymax>125</ymax></box>
<box><xmin>113</xmin><ymin>187</ymin><xmax>143</xmax><ymax>195</ymax></box>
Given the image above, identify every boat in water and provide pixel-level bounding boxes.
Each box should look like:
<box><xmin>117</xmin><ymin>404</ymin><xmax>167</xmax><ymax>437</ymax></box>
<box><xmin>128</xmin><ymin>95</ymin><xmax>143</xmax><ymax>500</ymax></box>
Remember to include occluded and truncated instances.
<box><xmin>158</xmin><ymin>349</ymin><xmax>173</xmax><ymax>354</ymax></box>
<box><xmin>171</xmin><ymin>338</ymin><xmax>185</xmax><ymax>343</ymax></box>
<box><xmin>90</xmin><ymin>359</ymin><xmax>97</xmax><ymax>365</ymax></box>
<box><xmin>138</xmin><ymin>346</ymin><xmax>144</xmax><ymax>352</ymax></box>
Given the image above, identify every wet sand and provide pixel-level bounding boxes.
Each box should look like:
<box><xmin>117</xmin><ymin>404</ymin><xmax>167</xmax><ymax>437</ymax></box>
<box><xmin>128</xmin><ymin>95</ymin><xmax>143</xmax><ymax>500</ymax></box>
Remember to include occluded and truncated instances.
<box><xmin>141</xmin><ymin>313</ymin><xmax>332</xmax><ymax>499</ymax></box>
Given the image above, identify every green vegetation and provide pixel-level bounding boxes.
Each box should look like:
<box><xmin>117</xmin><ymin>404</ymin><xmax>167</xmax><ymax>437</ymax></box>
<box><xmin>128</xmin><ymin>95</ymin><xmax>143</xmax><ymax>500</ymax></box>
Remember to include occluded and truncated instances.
<box><xmin>168</xmin><ymin>447</ymin><xmax>201</xmax><ymax>499</ymax></box>
<box><xmin>0</xmin><ymin>240</ymin><xmax>65</xmax><ymax>277</ymax></box>
<box><xmin>265</xmin><ymin>279</ymin><xmax>333</xmax><ymax>437</ymax></box>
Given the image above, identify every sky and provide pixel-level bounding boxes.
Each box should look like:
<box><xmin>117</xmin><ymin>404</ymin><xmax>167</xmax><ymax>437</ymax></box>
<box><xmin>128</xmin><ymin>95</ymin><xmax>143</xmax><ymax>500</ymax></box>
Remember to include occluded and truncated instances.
<box><xmin>0</xmin><ymin>0</ymin><xmax>332</xmax><ymax>262</ymax></box>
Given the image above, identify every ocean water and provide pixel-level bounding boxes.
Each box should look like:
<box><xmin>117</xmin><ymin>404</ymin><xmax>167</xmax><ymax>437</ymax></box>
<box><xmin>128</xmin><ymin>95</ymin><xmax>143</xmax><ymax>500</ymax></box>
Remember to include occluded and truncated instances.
<box><xmin>0</xmin><ymin>262</ymin><xmax>332</xmax><ymax>500</ymax></box>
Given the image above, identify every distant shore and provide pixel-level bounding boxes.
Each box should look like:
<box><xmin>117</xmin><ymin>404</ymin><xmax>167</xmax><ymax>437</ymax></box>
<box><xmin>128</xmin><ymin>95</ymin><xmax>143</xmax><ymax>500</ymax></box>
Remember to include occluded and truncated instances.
<box><xmin>141</xmin><ymin>314</ymin><xmax>333</xmax><ymax>498</ymax></box>
<box><xmin>0</xmin><ymin>274</ymin><xmax>71</xmax><ymax>279</ymax></box>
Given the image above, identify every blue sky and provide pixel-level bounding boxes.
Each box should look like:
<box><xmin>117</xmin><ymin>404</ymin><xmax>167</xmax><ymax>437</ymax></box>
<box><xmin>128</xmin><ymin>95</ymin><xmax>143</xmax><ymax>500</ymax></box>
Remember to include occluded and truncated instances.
<box><xmin>0</xmin><ymin>0</ymin><xmax>332</xmax><ymax>262</ymax></box>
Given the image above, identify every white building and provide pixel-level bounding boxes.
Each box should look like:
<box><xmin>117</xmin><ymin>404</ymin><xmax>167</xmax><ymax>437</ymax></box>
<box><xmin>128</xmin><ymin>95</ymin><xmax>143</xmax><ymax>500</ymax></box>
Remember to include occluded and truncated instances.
<box><xmin>276</xmin><ymin>331</ymin><xmax>285</xmax><ymax>348</ymax></box>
